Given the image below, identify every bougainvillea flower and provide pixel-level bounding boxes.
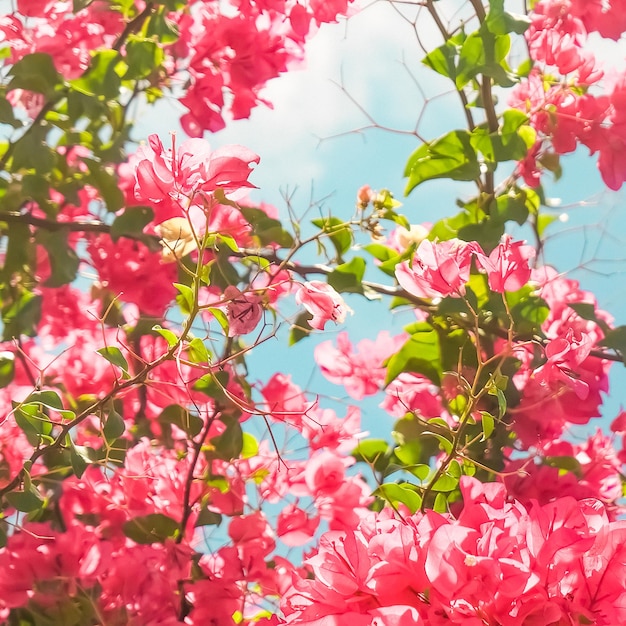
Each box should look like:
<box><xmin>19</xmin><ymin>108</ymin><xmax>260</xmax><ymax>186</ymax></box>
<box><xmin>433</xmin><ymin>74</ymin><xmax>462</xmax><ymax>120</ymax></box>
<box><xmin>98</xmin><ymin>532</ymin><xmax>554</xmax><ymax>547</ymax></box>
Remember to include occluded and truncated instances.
<box><xmin>295</xmin><ymin>281</ymin><xmax>351</xmax><ymax>330</ymax></box>
<box><xmin>396</xmin><ymin>238</ymin><xmax>482</xmax><ymax>299</ymax></box>
<box><xmin>475</xmin><ymin>235</ymin><xmax>535</xmax><ymax>293</ymax></box>
<box><xmin>134</xmin><ymin>134</ymin><xmax>259</xmax><ymax>224</ymax></box>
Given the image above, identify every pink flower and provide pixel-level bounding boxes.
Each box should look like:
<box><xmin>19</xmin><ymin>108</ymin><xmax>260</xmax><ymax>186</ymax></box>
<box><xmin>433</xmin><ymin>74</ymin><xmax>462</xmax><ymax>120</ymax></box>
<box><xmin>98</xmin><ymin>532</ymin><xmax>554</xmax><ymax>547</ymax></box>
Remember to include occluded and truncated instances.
<box><xmin>87</xmin><ymin>233</ymin><xmax>178</xmax><ymax>316</ymax></box>
<box><xmin>134</xmin><ymin>133</ymin><xmax>259</xmax><ymax>224</ymax></box>
<box><xmin>295</xmin><ymin>281</ymin><xmax>351</xmax><ymax>330</ymax></box>
<box><xmin>260</xmin><ymin>372</ymin><xmax>312</xmax><ymax>428</ymax></box>
<box><xmin>395</xmin><ymin>238</ymin><xmax>481</xmax><ymax>299</ymax></box>
<box><xmin>276</xmin><ymin>504</ymin><xmax>320</xmax><ymax>547</ymax></box>
<box><xmin>475</xmin><ymin>235</ymin><xmax>535</xmax><ymax>293</ymax></box>
<box><xmin>224</xmin><ymin>285</ymin><xmax>263</xmax><ymax>337</ymax></box>
<box><xmin>314</xmin><ymin>331</ymin><xmax>406</xmax><ymax>399</ymax></box>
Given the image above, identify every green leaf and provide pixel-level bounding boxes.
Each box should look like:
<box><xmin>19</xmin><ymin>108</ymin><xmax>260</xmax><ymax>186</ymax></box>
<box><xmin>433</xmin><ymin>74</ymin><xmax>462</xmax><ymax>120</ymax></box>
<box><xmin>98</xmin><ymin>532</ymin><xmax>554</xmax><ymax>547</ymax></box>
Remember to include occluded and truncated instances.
<box><xmin>152</xmin><ymin>324</ymin><xmax>178</xmax><ymax>348</ymax></box>
<box><xmin>289</xmin><ymin>310</ymin><xmax>313</xmax><ymax>345</ymax></box>
<box><xmin>103</xmin><ymin>406</ymin><xmax>125</xmax><ymax>441</ymax></box>
<box><xmin>8</xmin><ymin>53</ymin><xmax>62</xmax><ymax>98</ymax></box>
<box><xmin>353</xmin><ymin>439</ymin><xmax>389</xmax><ymax>472</ymax></box>
<box><xmin>70</xmin><ymin>49</ymin><xmax>122</xmax><ymax>99</ymax></box>
<box><xmin>488</xmin><ymin>385</ymin><xmax>507</xmax><ymax>418</ymax></box>
<box><xmin>492</xmin><ymin>190</ymin><xmax>529</xmax><ymax>226</ymax></box>
<box><xmin>394</xmin><ymin>439</ymin><xmax>430</xmax><ymax>467</ymax></box>
<box><xmin>145</xmin><ymin>6</ymin><xmax>181</xmax><ymax>44</ymax></box>
<box><xmin>456</xmin><ymin>31</ymin><xmax>485</xmax><ymax>89</ymax></box>
<box><xmin>422</xmin><ymin>41</ymin><xmax>458</xmax><ymax>80</ymax></box>
<box><xmin>84</xmin><ymin>158</ymin><xmax>125</xmax><ymax>212</ymax></box>
<box><xmin>207</xmin><ymin>306</ymin><xmax>229</xmax><ymax>336</ymax></box>
<box><xmin>0</xmin><ymin>353</ymin><xmax>15</xmax><ymax>388</ymax></box>
<box><xmin>485</xmin><ymin>0</ymin><xmax>531</xmax><ymax>35</ymax></box>
<box><xmin>544</xmin><ymin>456</ymin><xmax>583</xmax><ymax>477</ymax></box>
<box><xmin>69</xmin><ymin>441</ymin><xmax>91</xmax><ymax>478</ymax></box>
<box><xmin>209</xmin><ymin>415</ymin><xmax>243</xmax><ymax>461</ymax></box>
<box><xmin>159</xmin><ymin>404</ymin><xmax>203</xmax><ymax>438</ymax></box>
<box><xmin>2</xmin><ymin>291</ymin><xmax>41</xmax><ymax>340</ymax></box>
<box><xmin>385</xmin><ymin>324</ymin><xmax>442</xmax><ymax>385</ymax></box>
<box><xmin>97</xmin><ymin>347</ymin><xmax>130</xmax><ymax>378</ymax></box>
<box><xmin>14</xmin><ymin>402</ymin><xmax>53</xmax><ymax>446</ymax></box>
<box><xmin>600</xmin><ymin>326</ymin><xmax>626</xmax><ymax>363</ymax></box>
<box><xmin>311</xmin><ymin>216</ymin><xmax>353</xmax><ymax>259</ymax></box>
<box><xmin>26</xmin><ymin>390</ymin><xmax>65</xmax><ymax>412</ymax></box>
<box><xmin>508</xmin><ymin>289</ymin><xmax>549</xmax><ymax>335</ymax></box>
<box><xmin>405</xmin><ymin>130</ymin><xmax>481</xmax><ymax>195</ymax></box>
<box><xmin>363</xmin><ymin>243</ymin><xmax>398</xmax><ymax>263</ymax></box>
<box><xmin>123</xmin><ymin>513</ymin><xmax>179</xmax><ymax>544</ymax></box>
<box><xmin>353</xmin><ymin>438</ymin><xmax>389</xmax><ymax>462</ymax></box>
<box><xmin>123</xmin><ymin>37</ymin><xmax>165</xmax><ymax>80</ymax></box>
<box><xmin>5</xmin><ymin>489</ymin><xmax>44</xmax><ymax>512</ymax></box>
<box><xmin>327</xmin><ymin>257</ymin><xmax>366</xmax><ymax>294</ymax></box>
<box><xmin>536</xmin><ymin>213</ymin><xmax>558</xmax><ymax>237</ymax></box>
<box><xmin>35</xmin><ymin>229</ymin><xmax>80</xmax><ymax>287</ymax></box>
<box><xmin>73</xmin><ymin>0</ymin><xmax>96</xmax><ymax>10</ymax></box>
<box><xmin>374</xmin><ymin>483</ymin><xmax>422</xmax><ymax>513</ymax></box>
<box><xmin>480</xmin><ymin>411</ymin><xmax>495</xmax><ymax>441</ymax></box>
<box><xmin>110</xmin><ymin>206</ymin><xmax>155</xmax><ymax>240</ymax></box>
<box><xmin>0</xmin><ymin>96</ymin><xmax>20</xmax><ymax>128</ymax></box>
<box><xmin>241</xmin><ymin>432</ymin><xmax>259</xmax><ymax>459</ymax></box>
<box><xmin>433</xmin><ymin>492</ymin><xmax>449</xmax><ymax>513</ymax></box>
<box><xmin>174</xmin><ymin>282</ymin><xmax>195</xmax><ymax>315</ymax></box>
<box><xmin>188</xmin><ymin>337</ymin><xmax>210</xmax><ymax>364</ymax></box>
<box><xmin>240</xmin><ymin>207</ymin><xmax>294</xmax><ymax>248</ymax></box>
<box><xmin>12</xmin><ymin>124</ymin><xmax>56</xmax><ymax>173</ymax></box>
<box><xmin>194</xmin><ymin>509</ymin><xmax>223</xmax><ymax>527</ymax></box>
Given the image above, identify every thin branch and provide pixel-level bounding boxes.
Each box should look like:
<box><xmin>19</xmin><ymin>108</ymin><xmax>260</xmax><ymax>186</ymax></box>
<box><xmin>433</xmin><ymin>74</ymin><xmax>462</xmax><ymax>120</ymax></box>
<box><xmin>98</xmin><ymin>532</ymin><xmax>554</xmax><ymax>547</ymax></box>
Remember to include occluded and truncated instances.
<box><xmin>0</xmin><ymin>211</ymin><xmax>110</xmax><ymax>233</ymax></box>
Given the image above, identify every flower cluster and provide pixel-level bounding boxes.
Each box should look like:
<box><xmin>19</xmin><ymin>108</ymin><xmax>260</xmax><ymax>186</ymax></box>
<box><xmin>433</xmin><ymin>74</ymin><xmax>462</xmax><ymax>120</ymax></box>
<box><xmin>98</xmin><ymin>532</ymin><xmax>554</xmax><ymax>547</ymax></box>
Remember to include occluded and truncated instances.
<box><xmin>512</xmin><ymin>0</ymin><xmax>626</xmax><ymax>189</ymax></box>
<box><xmin>282</xmin><ymin>477</ymin><xmax>626</xmax><ymax>625</ymax></box>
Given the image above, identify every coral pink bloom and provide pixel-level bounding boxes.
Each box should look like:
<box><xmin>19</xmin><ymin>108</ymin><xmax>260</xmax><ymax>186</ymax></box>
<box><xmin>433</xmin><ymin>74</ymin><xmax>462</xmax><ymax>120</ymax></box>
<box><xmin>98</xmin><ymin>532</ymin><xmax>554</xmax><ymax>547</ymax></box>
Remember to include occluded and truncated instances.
<box><xmin>396</xmin><ymin>238</ymin><xmax>481</xmax><ymax>299</ymax></box>
<box><xmin>276</xmin><ymin>504</ymin><xmax>320</xmax><ymax>547</ymax></box>
<box><xmin>261</xmin><ymin>372</ymin><xmax>308</xmax><ymax>418</ymax></box>
<box><xmin>295</xmin><ymin>281</ymin><xmax>350</xmax><ymax>330</ymax></box>
<box><xmin>475</xmin><ymin>235</ymin><xmax>535</xmax><ymax>293</ymax></box>
<box><xmin>315</xmin><ymin>331</ymin><xmax>406</xmax><ymax>399</ymax></box>
<box><xmin>134</xmin><ymin>133</ymin><xmax>259</xmax><ymax>223</ymax></box>
<box><xmin>537</xmin><ymin>327</ymin><xmax>594</xmax><ymax>399</ymax></box>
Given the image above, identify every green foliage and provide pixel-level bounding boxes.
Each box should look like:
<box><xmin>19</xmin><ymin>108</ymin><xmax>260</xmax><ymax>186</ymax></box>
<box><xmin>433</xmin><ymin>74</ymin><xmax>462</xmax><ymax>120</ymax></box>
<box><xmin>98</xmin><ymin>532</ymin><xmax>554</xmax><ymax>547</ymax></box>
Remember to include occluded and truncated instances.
<box><xmin>123</xmin><ymin>513</ymin><xmax>180</xmax><ymax>544</ymax></box>
<box><xmin>405</xmin><ymin>130</ymin><xmax>481</xmax><ymax>195</ymax></box>
<box><xmin>8</xmin><ymin>53</ymin><xmax>63</xmax><ymax>99</ymax></box>
<box><xmin>97</xmin><ymin>346</ymin><xmax>131</xmax><ymax>378</ymax></box>
<box><xmin>311</xmin><ymin>216</ymin><xmax>353</xmax><ymax>260</ymax></box>
<box><xmin>327</xmin><ymin>257</ymin><xmax>366</xmax><ymax>294</ymax></box>
<box><xmin>386</xmin><ymin>323</ymin><xmax>442</xmax><ymax>385</ymax></box>
<box><xmin>240</xmin><ymin>207</ymin><xmax>294</xmax><ymax>248</ymax></box>
<box><xmin>159</xmin><ymin>405</ymin><xmax>204</xmax><ymax>438</ymax></box>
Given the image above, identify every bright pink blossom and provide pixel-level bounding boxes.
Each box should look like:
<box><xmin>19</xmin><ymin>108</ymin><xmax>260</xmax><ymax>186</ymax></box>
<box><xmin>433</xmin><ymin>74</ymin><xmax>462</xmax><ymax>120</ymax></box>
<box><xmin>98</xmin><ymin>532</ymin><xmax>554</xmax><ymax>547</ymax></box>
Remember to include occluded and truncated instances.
<box><xmin>277</xmin><ymin>504</ymin><xmax>320</xmax><ymax>546</ymax></box>
<box><xmin>295</xmin><ymin>281</ymin><xmax>350</xmax><ymax>330</ymax></box>
<box><xmin>282</xmin><ymin>476</ymin><xmax>626</xmax><ymax>625</ymax></box>
<box><xmin>475</xmin><ymin>235</ymin><xmax>535</xmax><ymax>293</ymax></box>
<box><xmin>134</xmin><ymin>134</ymin><xmax>259</xmax><ymax>224</ymax></box>
<box><xmin>315</xmin><ymin>331</ymin><xmax>406</xmax><ymax>399</ymax></box>
<box><xmin>396</xmin><ymin>238</ymin><xmax>482</xmax><ymax>299</ymax></box>
<box><xmin>87</xmin><ymin>233</ymin><xmax>178</xmax><ymax>316</ymax></box>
